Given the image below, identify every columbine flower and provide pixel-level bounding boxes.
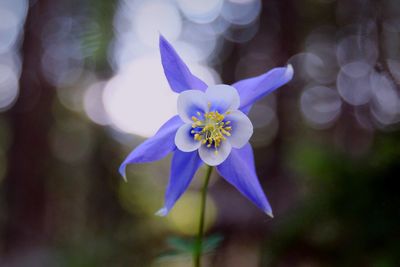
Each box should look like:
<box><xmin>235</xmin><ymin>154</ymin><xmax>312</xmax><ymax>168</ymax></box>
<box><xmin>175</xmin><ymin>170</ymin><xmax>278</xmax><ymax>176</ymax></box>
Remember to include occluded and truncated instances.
<box><xmin>119</xmin><ymin>35</ymin><xmax>293</xmax><ymax>217</ymax></box>
<box><xmin>174</xmin><ymin>85</ymin><xmax>253</xmax><ymax>166</ymax></box>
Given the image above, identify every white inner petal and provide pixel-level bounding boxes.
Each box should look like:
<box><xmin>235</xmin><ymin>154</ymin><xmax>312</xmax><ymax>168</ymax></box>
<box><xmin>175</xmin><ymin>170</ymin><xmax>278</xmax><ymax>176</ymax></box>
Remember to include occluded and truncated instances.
<box><xmin>199</xmin><ymin>141</ymin><xmax>232</xmax><ymax>166</ymax></box>
<box><xmin>177</xmin><ymin>90</ymin><xmax>208</xmax><ymax>123</ymax></box>
<box><xmin>225</xmin><ymin>110</ymin><xmax>253</xmax><ymax>148</ymax></box>
<box><xmin>175</xmin><ymin>123</ymin><xmax>201</xmax><ymax>152</ymax></box>
<box><xmin>205</xmin><ymin>84</ymin><xmax>240</xmax><ymax>113</ymax></box>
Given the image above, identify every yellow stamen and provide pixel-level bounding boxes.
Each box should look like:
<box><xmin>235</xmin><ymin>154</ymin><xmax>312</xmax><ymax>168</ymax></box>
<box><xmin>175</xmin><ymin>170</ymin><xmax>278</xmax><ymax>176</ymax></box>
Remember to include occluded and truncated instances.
<box><xmin>190</xmin><ymin>110</ymin><xmax>233</xmax><ymax>153</ymax></box>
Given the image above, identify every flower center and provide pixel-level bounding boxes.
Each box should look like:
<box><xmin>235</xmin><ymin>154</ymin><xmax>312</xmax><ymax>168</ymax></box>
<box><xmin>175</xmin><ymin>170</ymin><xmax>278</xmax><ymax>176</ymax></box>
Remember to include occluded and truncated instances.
<box><xmin>190</xmin><ymin>108</ymin><xmax>232</xmax><ymax>154</ymax></box>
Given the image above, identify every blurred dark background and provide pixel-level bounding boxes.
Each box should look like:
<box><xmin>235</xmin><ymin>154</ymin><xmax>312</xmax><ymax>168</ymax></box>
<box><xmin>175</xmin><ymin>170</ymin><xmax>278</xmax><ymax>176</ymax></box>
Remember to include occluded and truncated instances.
<box><xmin>0</xmin><ymin>0</ymin><xmax>399</xmax><ymax>266</ymax></box>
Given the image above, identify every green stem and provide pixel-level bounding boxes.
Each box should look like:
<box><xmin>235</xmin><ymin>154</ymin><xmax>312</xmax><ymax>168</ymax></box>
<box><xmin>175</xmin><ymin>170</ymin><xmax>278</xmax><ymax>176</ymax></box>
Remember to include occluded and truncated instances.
<box><xmin>194</xmin><ymin>165</ymin><xmax>213</xmax><ymax>267</ymax></box>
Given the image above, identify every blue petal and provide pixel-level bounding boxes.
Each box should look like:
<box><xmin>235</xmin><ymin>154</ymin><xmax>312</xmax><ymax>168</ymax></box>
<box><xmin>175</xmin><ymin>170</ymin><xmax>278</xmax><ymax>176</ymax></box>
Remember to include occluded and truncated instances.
<box><xmin>216</xmin><ymin>143</ymin><xmax>273</xmax><ymax>216</ymax></box>
<box><xmin>177</xmin><ymin>90</ymin><xmax>208</xmax><ymax>123</ymax></box>
<box><xmin>175</xmin><ymin>123</ymin><xmax>201</xmax><ymax>152</ymax></box>
<box><xmin>119</xmin><ymin>116</ymin><xmax>184</xmax><ymax>180</ymax></box>
<box><xmin>224</xmin><ymin>110</ymin><xmax>253</xmax><ymax>149</ymax></box>
<box><xmin>198</xmin><ymin>140</ymin><xmax>231</xmax><ymax>166</ymax></box>
<box><xmin>233</xmin><ymin>65</ymin><xmax>293</xmax><ymax>113</ymax></box>
<box><xmin>159</xmin><ymin>35</ymin><xmax>208</xmax><ymax>93</ymax></box>
<box><xmin>205</xmin><ymin>84</ymin><xmax>240</xmax><ymax>114</ymax></box>
<box><xmin>156</xmin><ymin>150</ymin><xmax>203</xmax><ymax>216</ymax></box>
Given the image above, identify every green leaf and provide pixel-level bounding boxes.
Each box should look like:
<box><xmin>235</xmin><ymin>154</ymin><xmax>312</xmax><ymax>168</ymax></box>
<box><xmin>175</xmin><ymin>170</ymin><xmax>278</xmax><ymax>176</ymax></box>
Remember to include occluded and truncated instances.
<box><xmin>166</xmin><ymin>237</ymin><xmax>195</xmax><ymax>253</ymax></box>
<box><xmin>165</xmin><ymin>234</ymin><xmax>224</xmax><ymax>256</ymax></box>
<box><xmin>203</xmin><ymin>234</ymin><xmax>224</xmax><ymax>252</ymax></box>
<box><xmin>156</xmin><ymin>250</ymin><xmax>186</xmax><ymax>261</ymax></box>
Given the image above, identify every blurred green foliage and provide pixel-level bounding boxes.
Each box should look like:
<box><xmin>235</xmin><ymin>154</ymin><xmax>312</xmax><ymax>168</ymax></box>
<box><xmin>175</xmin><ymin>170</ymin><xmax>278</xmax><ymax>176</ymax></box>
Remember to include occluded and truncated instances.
<box><xmin>262</xmin><ymin>132</ymin><xmax>400</xmax><ymax>266</ymax></box>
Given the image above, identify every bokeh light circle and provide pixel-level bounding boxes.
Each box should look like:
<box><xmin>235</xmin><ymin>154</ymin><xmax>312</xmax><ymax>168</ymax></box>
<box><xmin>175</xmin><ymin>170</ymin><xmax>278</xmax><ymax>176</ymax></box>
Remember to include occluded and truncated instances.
<box><xmin>0</xmin><ymin>8</ymin><xmax>19</xmax><ymax>53</ymax></box>
<box><xmin>133</xmin><ymin>0</ymin><xmax>182</xmax><ymax>46</ymax></box>
<box><xmin>369</xmin><ymin>71</ymin><xmax>400</xmax><ymax>125</ymax></box>
<box><xmin>221</xmin><ymin>0</ymin><xmax>261</xmax><ymax>26</ymax></box>
<box><xmin>336</xmin><ymin>35</ymin><xmax>378</xmax><ymax>67</ymax></box>
<box><xmin>167</xmin><ymin>191</ymin><xmax>217</xmax><ymax>235</ymax></box>
<box><xmin>103</xmin><ymin>54</ymin><xmax>219</xmax><ymax>137</ymax></box>
<box><xmin>83</xmin><ymin>82</ymin><xmax>110</xmax><ymax>126</ymax></box>
<box><xmin>300</xmin><ymin>86</ymin><xmax>342</xmax><ymax>128</ymax></box>
<box><xmin>177</xmin><ymin>0</ymin><xmax>223</xmax><ymax>24</ymax></box>
<box><xmin>0</xmin><ymin>64</ymin><xmax>19</xmax><ymax>110</ymax></box>
<box><xmin>337</xmin><ymin>66</ymin><xmax>372</xmax><ymax>106</ymax></box>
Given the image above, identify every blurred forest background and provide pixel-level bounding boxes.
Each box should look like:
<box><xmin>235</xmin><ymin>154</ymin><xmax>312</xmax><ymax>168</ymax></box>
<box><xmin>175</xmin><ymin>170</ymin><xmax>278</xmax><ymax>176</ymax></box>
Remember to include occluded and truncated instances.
<box><xmin>0</xmin><ymin>0</ymin><xmax>400</xmax><ymax>266</ymax></box>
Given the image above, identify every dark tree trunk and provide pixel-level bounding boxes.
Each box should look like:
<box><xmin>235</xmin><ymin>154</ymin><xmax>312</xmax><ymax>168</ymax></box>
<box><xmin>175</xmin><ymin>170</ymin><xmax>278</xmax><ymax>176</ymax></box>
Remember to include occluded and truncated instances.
<box><xmin>3</xmin><ymin>0</ymin><xmax>55</xmax><ymax>253</ymax></box>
